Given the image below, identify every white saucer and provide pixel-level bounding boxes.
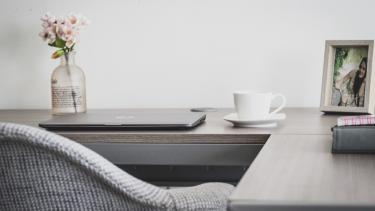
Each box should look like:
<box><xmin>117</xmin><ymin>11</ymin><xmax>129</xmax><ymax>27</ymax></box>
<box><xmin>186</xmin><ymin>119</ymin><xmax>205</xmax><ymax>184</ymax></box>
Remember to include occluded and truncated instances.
<box><xmin>223</xmin><ymin>113</ymin><xmax>286</xmax><ymax>128</ymax></box>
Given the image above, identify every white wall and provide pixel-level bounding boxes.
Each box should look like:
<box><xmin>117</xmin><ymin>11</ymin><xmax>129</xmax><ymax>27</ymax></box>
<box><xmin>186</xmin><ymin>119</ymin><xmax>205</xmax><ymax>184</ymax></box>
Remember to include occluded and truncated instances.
<box><xmin>1</xmin><ymin>0</ymin><xmax>375</xmax><ymax>109</ymax></box>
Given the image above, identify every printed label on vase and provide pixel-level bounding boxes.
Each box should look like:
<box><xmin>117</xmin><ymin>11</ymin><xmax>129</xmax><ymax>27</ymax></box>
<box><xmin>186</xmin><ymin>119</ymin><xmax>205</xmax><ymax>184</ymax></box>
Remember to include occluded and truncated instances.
<box><xmin>51</xmin><ymin>79</ymin><xmax>86</xmax><ymax>114</ymax></box>
<box><xmin>52</xmin><ymin>85</ymin><xmax>83</xmax><ymax>108</ymax></box>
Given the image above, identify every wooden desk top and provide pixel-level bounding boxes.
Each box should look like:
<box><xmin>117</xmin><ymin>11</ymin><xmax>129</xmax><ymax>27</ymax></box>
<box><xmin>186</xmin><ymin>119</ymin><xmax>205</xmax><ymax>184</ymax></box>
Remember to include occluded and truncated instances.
<box><xmin>229</xmin><ymin>135</ymin><xmax>375</xmax><ymax>210</ymax></box>
<box><xmin>0</xmin><ymin>108</ymin><xmax>338</xmax><ymax>144</ymax></box>
<box><xmin>2</xmin><ymin>108</ymin><xmax>375</xmax><ymax>209</ymax></box>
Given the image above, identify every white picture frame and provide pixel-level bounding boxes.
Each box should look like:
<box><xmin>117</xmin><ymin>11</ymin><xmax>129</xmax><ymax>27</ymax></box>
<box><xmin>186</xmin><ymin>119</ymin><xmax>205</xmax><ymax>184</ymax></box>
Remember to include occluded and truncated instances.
<box><xmin>320</xmin><ymin>40</ymin><xmax>375</xmax><ymax>114</ymax></box>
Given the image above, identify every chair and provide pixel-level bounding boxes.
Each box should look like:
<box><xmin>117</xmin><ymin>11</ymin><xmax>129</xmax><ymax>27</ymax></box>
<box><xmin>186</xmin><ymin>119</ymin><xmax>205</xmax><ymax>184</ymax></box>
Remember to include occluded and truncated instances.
<box><xmin>0</xmin><ymin>123</ymin><xmax>234</xmax><ymax>211</ymax></box>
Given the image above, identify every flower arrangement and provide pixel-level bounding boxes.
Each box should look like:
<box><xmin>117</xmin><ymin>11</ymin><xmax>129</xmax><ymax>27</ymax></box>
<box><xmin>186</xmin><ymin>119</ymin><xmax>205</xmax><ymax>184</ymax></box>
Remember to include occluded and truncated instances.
<box><xmin>39</xmin><ymin>12</ymin><xmax>89</xmax><ymax>59</ymax></box>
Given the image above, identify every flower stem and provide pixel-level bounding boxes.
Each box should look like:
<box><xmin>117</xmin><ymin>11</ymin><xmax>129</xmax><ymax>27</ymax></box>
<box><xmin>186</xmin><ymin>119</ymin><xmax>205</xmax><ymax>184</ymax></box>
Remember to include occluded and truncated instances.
<box><xmin>64</xmin><ymin>53</ymin><xmax>78</xmax><ymax>113</ymax></box>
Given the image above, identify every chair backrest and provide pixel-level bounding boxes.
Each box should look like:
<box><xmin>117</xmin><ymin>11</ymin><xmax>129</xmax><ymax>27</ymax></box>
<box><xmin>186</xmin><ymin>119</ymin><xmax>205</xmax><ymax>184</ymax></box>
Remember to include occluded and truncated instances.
<box><xmin>0</xmin><ymin>123</ymin><xmax>173</xmax><ymax>210</ymax></box>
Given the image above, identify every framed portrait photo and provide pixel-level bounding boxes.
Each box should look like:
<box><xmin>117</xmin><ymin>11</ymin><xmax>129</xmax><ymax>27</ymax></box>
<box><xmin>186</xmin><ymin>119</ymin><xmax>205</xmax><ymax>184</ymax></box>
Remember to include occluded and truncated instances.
<box><xmin>320</xmin><ymin>40</ymin><xmax>375</xmax><ymax>114</ymax></box>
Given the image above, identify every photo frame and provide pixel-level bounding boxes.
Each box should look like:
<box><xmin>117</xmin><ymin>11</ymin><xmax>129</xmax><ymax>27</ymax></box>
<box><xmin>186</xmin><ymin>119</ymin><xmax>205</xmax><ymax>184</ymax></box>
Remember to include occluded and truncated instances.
<box><xmin>320</xmin><ymin>40</ymin><xmax>375</xmax><ymax>114</ymax></box>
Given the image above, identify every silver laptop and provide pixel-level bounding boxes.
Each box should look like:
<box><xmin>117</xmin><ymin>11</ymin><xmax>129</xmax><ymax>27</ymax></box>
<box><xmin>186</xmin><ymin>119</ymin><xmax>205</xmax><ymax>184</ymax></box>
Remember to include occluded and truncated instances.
<box><xmin>39</xmin><ymin>110</ymin><xmax>206</xmax><ymax>130</ymax></box>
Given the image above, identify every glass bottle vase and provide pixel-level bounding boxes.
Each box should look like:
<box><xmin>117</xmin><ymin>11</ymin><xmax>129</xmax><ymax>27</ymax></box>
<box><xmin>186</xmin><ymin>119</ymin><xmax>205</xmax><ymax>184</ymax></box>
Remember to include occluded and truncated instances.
<box><xmin>51</xmin><ymin>52</ymin><xmax>87</xmax><ymax>115</ymax></box>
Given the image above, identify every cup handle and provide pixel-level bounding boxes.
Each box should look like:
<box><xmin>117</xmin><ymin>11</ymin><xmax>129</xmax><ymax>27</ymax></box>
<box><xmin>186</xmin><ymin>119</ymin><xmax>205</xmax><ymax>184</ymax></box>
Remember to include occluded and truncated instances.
<box><xmin>270</xmin><ymin>94</ymin><xmax>286</xmax><ymax>115</ymax></box>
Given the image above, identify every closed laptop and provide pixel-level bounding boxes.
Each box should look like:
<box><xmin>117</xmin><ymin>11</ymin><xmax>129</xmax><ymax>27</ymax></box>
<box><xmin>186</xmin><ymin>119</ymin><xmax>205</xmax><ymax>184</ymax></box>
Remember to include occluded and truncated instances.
<box><xmin>39</xmin><ymin>110</ymin><xmax>206</xmax><ymax>130</ymax></box>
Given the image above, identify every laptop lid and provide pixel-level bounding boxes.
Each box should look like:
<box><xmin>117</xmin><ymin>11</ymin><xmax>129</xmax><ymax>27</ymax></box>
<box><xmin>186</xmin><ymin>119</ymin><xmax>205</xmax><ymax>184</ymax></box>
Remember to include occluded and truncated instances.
<box><xmin>39</xmin><ymin>110</ymin><xmax>206</xmax><ymax>130</ymax></box>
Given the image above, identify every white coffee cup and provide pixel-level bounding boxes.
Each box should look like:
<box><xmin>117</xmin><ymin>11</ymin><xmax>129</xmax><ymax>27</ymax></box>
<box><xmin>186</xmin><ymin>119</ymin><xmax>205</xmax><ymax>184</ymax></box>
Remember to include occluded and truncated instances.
<box><xmin>233</xmin><ymin>91</ymin><xmax>286</xmax><ymax>120</ymax></box>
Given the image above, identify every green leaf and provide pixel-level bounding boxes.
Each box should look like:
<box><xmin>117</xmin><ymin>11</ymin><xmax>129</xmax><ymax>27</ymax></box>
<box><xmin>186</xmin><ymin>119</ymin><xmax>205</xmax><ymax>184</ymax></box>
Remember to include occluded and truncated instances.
<box><xmin>48</xmin><ymin>42</ymin><xmax>56</xmax><ymax>47</ymax></box>
<box><xmin>51</xmin><ymin>49</ymin><xmax>65</xmax><ymax>59</ymax></box>
<box><xmin>55</xmin><ymin>38</ymin><xmax>66</xmax><ymax>48</ymax></box>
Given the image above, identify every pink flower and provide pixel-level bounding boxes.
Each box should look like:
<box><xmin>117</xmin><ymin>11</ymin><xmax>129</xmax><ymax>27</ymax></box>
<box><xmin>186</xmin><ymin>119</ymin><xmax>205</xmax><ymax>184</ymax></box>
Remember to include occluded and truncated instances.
<box><xmin>39</xmin><ymin>27</ymin><xmax>56</xmax><ymax>43</ymax></box>
<box><xmin>40</xmin><ymin>12</ymin><xmax>57</xmax><ymax>28</ymax></box>
<box><xmin>47</xmin><ymin>16</ymin><xmax>57</xmax><ymax>25</ymax></box>
<box><xmin>66</xmin><ymin>39</ymin><xmax>75</xmax><ymax>48</ymax></box>
<box><xmin>39</xmin><ymin>12</ymin><xmax>89</xmax><ymax>50</ymax></box>
<box><xmin>39</xmin><ymin>30</ymin><xmax>49</xmax><ymax>41</ymax></box>
<box><xmin>40</xmin><ymin>12</ymin><xmax>52</xmax><ymax>22</ymax></box>
<box><xmin>56</xmin><ymin>23</ymin><xmax>74</xmax><ymax>41</ymax></box>
<box><xmin>47</xmin><ymin>31</ymin><xmax>56</xmax><ymax>44</ymax></box>
<box><xmin>79</xmin><ymin>15</ymin><xmax>90</xmax><ymax>26</ymax></box>
<box><xmin>68</xmin><ymin>14</ymin><xmax>79</xmax><ymax>25</ymax></box>
<box><xmin>41</xmin><ymin>22</ymin><xmax>49</xmax><ymax>28</ymax></box>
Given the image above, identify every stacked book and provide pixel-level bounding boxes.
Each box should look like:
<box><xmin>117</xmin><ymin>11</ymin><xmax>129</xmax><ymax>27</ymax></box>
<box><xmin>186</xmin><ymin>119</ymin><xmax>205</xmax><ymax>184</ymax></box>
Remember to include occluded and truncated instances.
<box><xmin>332</xmin><ymin>115</ymin><xmax>375</xmax><ymax>153</ymax></box>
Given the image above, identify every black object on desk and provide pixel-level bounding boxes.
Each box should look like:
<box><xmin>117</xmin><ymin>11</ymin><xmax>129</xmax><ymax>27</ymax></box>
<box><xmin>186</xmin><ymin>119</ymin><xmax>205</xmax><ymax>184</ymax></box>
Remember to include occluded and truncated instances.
<box><xmin>190</xmin><ymin>107</ymin><xmax>218</xmax><ymax>112</ymax></box>
<box><xmin>332</xmin><ymin>125</ymin><xmax>375</xmax><ymax>153</ymax></box>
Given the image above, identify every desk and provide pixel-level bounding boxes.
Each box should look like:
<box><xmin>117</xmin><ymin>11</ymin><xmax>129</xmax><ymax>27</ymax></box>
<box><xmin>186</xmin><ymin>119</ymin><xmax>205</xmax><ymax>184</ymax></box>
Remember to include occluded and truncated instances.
<box><xmin>0</xmin><ymin>108</ymin><xmax>270</xmax><ymax>166</ymax></box>
<box><xmin>0</xmin><ymin>108</ymin><xmax>334</xmax><ymax>166</ymax></box>
<box><xmin>3</xmin><ymin>108</ymin><xmax>374</xmax><ymax>210</ymax></box>
<box><xmin>229</xmin><ymin>135</ymin><xmax>375</xmax><ymax>211</ymax></box>
<box><xmin>0</xmin><ymin>108</ymin><xmax>272</xmax><ymax>184</ymax></box>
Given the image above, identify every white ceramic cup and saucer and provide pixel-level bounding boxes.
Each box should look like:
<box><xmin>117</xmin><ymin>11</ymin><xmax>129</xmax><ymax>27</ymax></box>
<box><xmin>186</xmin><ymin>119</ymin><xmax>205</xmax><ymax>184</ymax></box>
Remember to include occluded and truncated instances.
<box><xmin>224</xmin><ymin>91</ymin><xmax>287</xmax><ymax>128</ymax></box>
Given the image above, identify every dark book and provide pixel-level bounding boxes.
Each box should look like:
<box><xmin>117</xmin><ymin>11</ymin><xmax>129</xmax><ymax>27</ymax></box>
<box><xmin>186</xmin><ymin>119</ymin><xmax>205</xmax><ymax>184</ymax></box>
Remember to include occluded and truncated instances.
<box><xmin>332</xmin><ymin>125</ymin><xmax>375</xmax><ymax>153</ymax></box>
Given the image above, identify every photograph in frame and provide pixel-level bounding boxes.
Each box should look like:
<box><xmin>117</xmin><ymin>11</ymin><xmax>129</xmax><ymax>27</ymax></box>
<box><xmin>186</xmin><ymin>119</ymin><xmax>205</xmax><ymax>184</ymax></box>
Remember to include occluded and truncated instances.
<box><xmin>331</xmin><ymin>46</ymin><xmax>368</xmax><ymax>107</ymax></box>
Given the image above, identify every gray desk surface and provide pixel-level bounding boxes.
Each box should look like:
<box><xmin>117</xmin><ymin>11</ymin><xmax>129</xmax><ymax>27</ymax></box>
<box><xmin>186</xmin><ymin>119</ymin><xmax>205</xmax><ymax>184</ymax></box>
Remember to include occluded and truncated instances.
<box><xmin>229</xmin><ymin>135</ymin><xmax>375</xmax><ymax>210</ymax></box>
<box><xmin>0</xmin><ymin>108</ymin><xmax>336</xmax><ymax>143</ymax></box>
<box><xmin>2</xmin><ymin>108</ymin><xmax>373</xmax><ymax>210</ymax></box>
<box><xmin>0</xmin><ymin>108</ymin><xmax>273</xmax><ymax>166</ymax></box>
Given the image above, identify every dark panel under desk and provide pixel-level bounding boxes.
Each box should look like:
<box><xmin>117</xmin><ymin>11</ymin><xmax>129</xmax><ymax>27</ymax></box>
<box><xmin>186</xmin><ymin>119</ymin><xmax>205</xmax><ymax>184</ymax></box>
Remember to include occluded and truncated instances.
<box><xmin>83</xmin><ymin>143</ymin><xmax>263</xmax><ymax>166</ymax></box>
<box><xmin>119</xmin><ymin>165</ymin><xmax>249</xmax><ymax>186</ymax></box>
